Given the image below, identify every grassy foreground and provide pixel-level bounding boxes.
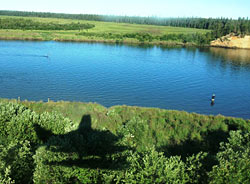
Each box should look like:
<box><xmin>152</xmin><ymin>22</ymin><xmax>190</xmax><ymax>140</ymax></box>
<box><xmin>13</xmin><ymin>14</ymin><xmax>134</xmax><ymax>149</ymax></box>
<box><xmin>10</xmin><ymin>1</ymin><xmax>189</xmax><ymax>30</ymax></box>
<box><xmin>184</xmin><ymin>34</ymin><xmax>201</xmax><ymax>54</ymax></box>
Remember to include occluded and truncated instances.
<box><xmin>0</xmin><ymin>15</ymin><xmax>210</xmax><ymax>46</ymax></box>
<box><xmin>0</xmin><ymin>98</ymin><xmax>250</xmax><ymax>183</ymax></box>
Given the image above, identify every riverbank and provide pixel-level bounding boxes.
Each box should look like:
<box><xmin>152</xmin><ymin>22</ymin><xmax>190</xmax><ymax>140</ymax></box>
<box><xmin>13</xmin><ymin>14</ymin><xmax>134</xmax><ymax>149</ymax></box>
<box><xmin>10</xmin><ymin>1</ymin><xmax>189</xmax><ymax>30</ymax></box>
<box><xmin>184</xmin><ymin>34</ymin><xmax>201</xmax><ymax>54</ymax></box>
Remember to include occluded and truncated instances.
<box><xmin>1</xmin><ymin>98</ymin><xmax>249</xmax><ymax>125</ymax></box>
<box><xmin>1</xmin><ymin>29</ymin><xmax>249</xmax><ymax>49</ymax></box>
<box><xmin>211</xmin><ymin>34</ymin><xmax>250</xmax><ymax>49</ymax></box>
<box><xmin>0</xmin><ymin>29</ymin><xmax>200</xmax><ymax>47</ymax></box>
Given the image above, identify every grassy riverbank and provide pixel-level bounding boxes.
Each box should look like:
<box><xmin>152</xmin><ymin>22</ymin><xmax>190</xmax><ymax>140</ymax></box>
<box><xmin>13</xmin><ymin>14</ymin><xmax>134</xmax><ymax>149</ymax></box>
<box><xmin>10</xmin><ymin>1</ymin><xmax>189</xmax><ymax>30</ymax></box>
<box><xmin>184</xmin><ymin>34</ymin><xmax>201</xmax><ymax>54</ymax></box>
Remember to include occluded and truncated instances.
<box><xmin>0</xmin><ymin>15</ymin><xmax>210</xmax><ymax>46</ymax></box>
<box><xmin>1</xmin><ymin>98</ymin><xmax>249</xmax><ymax>128</ymax></box>
<box><xmin>0</xmin><ymin>98</ymin><xmax>249</xmax><ymax>183</ymax></box>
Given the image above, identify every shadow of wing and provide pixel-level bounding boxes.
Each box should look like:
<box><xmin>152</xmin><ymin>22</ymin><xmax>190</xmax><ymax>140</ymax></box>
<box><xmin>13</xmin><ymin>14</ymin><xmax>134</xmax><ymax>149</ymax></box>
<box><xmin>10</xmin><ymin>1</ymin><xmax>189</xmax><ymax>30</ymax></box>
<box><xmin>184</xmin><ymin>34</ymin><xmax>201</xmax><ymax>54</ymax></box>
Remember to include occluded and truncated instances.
<box><xmin>34</xmin><ymin>123</ymin><xmax>54</xmax><ymax>143</ymax></box>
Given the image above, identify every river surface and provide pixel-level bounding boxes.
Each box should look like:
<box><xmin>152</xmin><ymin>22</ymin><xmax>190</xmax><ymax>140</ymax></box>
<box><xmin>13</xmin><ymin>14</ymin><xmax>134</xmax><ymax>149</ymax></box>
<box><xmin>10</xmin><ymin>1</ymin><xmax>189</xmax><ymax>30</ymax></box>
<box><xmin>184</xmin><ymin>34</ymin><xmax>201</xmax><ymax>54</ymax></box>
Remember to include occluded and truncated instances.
<box><xmin>0</xmin><ymin>41</ymin><xmax>250</xmax><ymax>119</ymax></box>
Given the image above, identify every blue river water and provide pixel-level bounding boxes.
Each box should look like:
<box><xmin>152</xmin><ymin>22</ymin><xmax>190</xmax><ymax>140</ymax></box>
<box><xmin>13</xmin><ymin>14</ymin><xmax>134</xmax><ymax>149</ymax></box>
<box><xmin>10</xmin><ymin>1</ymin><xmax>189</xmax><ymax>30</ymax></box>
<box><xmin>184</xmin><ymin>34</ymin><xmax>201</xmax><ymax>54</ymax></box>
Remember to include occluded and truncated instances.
<box><xmin>0</xmin><ymin>40</ymin><xmax>250</xmax><ymax>119</ymax></box>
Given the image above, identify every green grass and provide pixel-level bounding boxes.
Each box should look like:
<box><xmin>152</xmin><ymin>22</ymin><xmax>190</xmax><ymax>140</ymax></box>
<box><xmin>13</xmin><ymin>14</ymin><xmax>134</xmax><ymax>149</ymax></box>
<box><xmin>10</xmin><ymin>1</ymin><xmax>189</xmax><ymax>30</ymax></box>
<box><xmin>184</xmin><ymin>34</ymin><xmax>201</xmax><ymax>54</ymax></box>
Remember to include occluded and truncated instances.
<box><xmin>0</xmin><ymin>15</ymin><xmax>210</xmax><ymax>45</ymax></box>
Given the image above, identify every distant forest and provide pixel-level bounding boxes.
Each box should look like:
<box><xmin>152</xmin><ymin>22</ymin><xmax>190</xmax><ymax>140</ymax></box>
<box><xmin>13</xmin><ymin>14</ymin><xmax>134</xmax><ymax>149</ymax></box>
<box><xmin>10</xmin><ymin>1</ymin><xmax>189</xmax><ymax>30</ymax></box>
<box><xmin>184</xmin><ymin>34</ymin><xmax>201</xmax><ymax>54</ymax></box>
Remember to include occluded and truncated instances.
<box><xmin>0</xmin><ymin>10</ymin><xmax>250</xmax><ymax>38</ymax></box>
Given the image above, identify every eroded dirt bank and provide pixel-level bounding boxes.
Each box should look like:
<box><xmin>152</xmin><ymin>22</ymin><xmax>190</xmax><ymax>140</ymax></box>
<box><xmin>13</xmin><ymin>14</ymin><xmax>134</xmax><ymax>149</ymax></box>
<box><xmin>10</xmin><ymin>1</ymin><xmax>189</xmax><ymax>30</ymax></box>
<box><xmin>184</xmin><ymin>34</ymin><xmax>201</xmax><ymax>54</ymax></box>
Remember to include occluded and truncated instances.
<box><xmin>211</xmin><ymin>34</ymin><xmax>250</xmax><ymax>49</ymax></box>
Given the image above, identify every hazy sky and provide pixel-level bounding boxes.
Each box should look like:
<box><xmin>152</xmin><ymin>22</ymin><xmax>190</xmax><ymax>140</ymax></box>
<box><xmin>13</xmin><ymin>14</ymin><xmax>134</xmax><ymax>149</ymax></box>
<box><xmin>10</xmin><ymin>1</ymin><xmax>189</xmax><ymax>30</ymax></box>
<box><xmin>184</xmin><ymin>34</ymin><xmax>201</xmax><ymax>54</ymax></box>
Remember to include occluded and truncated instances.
<box><xmin>1</xmin><ymin>0</ymin><xmax>250</xmax><ymax>18</ymax></box>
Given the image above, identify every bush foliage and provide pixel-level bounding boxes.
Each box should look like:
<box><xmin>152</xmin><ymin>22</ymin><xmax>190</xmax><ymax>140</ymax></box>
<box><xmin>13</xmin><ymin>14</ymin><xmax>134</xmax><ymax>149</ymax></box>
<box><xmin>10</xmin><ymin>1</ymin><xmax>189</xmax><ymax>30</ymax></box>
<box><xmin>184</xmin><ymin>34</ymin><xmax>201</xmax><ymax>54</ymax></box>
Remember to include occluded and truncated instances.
<box><xmin>77</xmin><ymin>31</ymin><xmax>214</xmax><ymax>45</ymax></box>
<box><xmin>0</xmin><ymin>101</ymin><xmax>249</xmax><ymax>183</ymax></box>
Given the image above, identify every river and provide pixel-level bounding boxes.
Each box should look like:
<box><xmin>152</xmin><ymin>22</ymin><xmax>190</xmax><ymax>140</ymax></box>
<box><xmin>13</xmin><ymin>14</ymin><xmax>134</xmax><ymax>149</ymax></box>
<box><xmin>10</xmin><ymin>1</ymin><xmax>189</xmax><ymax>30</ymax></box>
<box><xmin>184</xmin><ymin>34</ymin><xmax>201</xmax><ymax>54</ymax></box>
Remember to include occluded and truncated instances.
<box><xmin>0</xmin><ymin>41</ymin><xmax>250</xmax><ymax>119</ymax></box>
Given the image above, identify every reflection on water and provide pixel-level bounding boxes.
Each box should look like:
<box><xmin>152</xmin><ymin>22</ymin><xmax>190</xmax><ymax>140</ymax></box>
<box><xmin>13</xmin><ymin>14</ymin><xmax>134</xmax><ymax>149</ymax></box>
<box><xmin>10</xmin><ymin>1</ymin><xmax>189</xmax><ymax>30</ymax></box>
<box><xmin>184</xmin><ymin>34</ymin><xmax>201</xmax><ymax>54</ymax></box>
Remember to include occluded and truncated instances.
<box><xmin>209</xmin><ymin>47</ymin><xmax>250</xmax><ymax>66</ymax></box>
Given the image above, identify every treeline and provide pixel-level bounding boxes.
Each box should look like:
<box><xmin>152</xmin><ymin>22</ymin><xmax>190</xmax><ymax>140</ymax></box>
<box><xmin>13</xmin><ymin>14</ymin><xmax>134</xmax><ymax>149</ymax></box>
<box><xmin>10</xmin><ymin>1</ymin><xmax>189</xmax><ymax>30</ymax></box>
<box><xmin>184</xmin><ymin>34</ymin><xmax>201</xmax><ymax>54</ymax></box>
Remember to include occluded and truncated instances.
<box><xmin>0</xmin><ymin>100</ymin><xmax>249</xmax><ymax>183</ymax></box>
<box><xmin>77</xmin><ymin>31</ymin><xmax>214</xmax><ymax>45</ymax></box>
<box><xmin>0</xmin><ymin>10</ymin><xmax>250</xmax><ymax>37</ymax></box>
<box><xmin>0</xmin><ymin>17</ymin><xmax>95</xmax><ymax>30</ymax></box>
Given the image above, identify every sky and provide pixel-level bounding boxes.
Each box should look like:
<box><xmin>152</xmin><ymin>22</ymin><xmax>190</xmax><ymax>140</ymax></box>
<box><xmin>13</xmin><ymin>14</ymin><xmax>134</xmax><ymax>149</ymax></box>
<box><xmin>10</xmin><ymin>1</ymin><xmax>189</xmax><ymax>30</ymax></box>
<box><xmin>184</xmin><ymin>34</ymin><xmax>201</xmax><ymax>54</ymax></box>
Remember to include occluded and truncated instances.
<box><xmin>1</xmin><ymin>0</ymin><xmax>250</xmax><ymax>19</ymax></box>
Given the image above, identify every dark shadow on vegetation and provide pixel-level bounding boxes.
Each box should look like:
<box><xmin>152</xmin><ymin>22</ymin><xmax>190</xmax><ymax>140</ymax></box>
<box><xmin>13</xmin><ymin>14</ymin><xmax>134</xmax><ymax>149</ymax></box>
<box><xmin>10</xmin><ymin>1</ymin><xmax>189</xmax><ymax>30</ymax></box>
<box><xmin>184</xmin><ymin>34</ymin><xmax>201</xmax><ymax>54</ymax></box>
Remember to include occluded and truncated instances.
<box><xmin>34</xmin><ymin>115</ymin><xmax>128</xmax><ymax>170</ymax></box>
<box><xmin>1</xmin><ymin>144</ymin><xmax>34</xmax><ymax>184</ymax></box>
<box><xmin>158</xmin><ymin>129</ymin><xmax>230</xmax><ymax>171</ymax></box>
<box><xmin>34</xmin><ymin>124</ymin><xmax>54</xmax><ymax>143</ymax></box>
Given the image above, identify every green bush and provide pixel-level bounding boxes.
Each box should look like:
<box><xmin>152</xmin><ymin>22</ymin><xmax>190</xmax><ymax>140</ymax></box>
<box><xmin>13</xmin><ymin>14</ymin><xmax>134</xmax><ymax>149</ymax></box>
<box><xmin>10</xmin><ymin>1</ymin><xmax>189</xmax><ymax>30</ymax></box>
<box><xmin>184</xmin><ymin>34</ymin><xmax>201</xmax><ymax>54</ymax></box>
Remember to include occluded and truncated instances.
<box><xmin>0</xmin><ymin>102</ymin><xmax>77</xmax><ymax>184</ymax></box>
<box><xmin>33</xmin><ymin>122</ymin><xmax>126</xmax><ymax>183</ymax></box>
<box><xmin>0</xmin><ymin>102</ymin><xmax>27</xmax><ymax>126</ymax></box>
<box><xmin>119</xmin><ymin>148</ymin><xmax>189</xmax><ymax>184</ymax></box>
<box><xmin>0</xmin><ymin>166</ymin><xmax>14</xmax><ymax>184</ymax></box>
<box><xmin>0</xmin><ymin>101</ymin><xmax>250</xmax><ymax>183</ymax></box>
<box><xmin>0</xmin><ymin>102</ymin><xmax>75</xmax><ymax>146</ymax></box>
<box><xmin>0</xmin><ymin>141</ymin><xmax>33</xmax><ymax>184</ymax></box>
<box><xmin>186</xmin><ymin>152</ymin><xmax>208</xmax><ymax>184</ymax></box>
<box><xmin>108</xmin><ymin>149</ymin><xmax>208</xmax><ymax>184</ymax></box>
<box><xmin>209</xmin><ymin>131</ymin><xmax>250</xmax><ymax>184</ymax></box>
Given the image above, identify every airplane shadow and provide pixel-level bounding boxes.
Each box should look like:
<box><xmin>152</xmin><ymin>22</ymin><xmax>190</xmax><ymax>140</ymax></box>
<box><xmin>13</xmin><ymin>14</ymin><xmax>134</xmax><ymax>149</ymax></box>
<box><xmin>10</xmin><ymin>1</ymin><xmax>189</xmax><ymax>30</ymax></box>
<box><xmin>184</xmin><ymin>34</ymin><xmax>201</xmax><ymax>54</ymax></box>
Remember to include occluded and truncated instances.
<box><xmin>34</xmin><ymin>114</ymin><xmax>128</xmax><ymax>170</ymax></box>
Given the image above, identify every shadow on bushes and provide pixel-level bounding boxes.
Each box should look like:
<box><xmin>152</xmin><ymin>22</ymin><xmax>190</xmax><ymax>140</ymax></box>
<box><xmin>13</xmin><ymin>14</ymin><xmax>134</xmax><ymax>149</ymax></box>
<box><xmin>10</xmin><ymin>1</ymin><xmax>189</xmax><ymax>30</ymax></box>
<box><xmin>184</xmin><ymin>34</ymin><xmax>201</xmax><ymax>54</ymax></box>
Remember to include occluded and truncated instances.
<box><xmin>159</xmin><ymin>129</ymin><xmax>230</xmax><ymax>170</ymax></box>
<box><xmin>163</xmin><ymin>130</ymin><xmax>229</xmax><ymax>156</ymax></box>
<box><xmin>34</xmin><ymin>114</ymin><xmax>128</xmax><ymax>170</ymax></box>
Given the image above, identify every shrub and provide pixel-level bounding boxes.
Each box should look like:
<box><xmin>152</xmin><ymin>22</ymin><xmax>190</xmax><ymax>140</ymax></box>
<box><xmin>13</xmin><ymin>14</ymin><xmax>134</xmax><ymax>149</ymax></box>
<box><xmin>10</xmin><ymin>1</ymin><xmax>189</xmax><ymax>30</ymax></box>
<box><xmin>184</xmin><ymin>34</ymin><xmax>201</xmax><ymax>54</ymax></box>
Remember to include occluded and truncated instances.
<box><xmin>209</xmin><ymin>131</ymin><xmax>250</xmax><ymax>184</ymax></box>
<box><xmin>113</xmin><ymin>148</ymin><xmax>189</xmax><ymax>184</ymax></box>
<box><xmin>186</xmin><ymin>152</ymin><xmax>208</xmax><ymax>184</ymax></box>
<box><xmin>33</xmin><ymin>126</ymin><xmax>126</xmax><ymax>183</ymax></box>
<box><xmin>0</xmin><ymin>102</ymin><xmax>77</xmax><ymax>183</ymax></box>
<box><xmin>0</xmin><ymin>102</ymin><xmax>27</xmax><ymax>123</ymax></box>
<box><xmin>0</xmin><ymin>141</ymin><xmax>33</xmax><ymax>184</ymax></box>
<box><xmin>0</xmin><ymin>102</ymin><xmax>75</xmax><ymax>146</ymax></box>
<box><xmin>0</xmin><ymin>101</ymin><xmax>250</xmax><ymax>183</ymax></box>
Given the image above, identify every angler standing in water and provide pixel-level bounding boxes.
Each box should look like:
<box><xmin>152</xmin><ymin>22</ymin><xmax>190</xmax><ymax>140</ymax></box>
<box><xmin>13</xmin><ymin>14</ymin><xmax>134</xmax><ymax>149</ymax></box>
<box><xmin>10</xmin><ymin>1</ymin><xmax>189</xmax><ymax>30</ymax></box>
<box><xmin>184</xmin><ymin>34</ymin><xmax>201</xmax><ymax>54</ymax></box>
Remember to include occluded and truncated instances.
<box><xmin>211</xmin><ymin>94</ymin><xmax>215</xmax><ymax>106</ymax></box>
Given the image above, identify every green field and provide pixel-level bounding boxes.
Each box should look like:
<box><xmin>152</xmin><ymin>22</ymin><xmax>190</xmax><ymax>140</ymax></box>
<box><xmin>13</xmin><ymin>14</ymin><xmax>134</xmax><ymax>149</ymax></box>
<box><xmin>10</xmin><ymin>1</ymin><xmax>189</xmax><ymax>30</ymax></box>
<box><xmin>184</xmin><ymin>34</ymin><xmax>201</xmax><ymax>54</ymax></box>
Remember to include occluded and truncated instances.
<box><xmin>0</xmin><ymin>15</ymin><xmax>210</xmax><ymax>45</ymax></box>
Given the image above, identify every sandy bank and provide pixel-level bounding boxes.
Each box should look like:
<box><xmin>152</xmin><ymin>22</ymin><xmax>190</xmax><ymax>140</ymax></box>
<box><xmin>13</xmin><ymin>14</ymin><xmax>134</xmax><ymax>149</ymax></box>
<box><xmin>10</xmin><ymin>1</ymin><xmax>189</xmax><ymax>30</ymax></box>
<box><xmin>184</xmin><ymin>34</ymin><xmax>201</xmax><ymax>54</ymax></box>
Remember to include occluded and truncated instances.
<box><xmin>211</xmin><ymin>34</ymin><xmax>250</xmax><ymax>49</ymax></box>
